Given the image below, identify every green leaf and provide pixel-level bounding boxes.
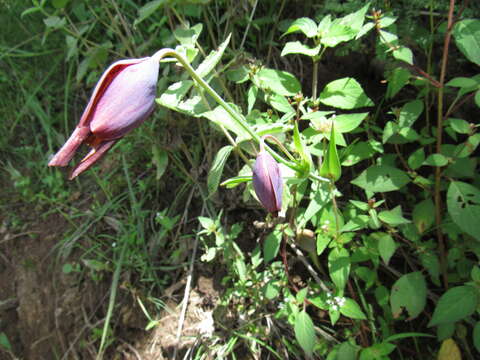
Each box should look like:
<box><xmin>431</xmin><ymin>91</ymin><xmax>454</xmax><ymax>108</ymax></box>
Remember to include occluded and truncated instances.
<box><xmin>351</xmin><ymin>165</ymin><xmax>410</xmax><ymax>192</ymax></box>
<box><xmin>399</xmin><ymin>100</ymin><xmax>424</xmax><ymax>127</ymax></box>
<box><xmin>135</xmin><ymin>0</ymin><xmax>167</xmax><ymax>25</ymax></box>
<box><xmin>473</xmin><ymin>322</ymin><xmax>480</xmax><ymax>352</ymax></box>
<box><xmin>448</xmin><ymin>118</ymin><xmax>471</xmax><ymax>134</ymax></box>
<box><xmin>264</xmin><ymin>228</ymin><xmax>282</xmax><ymax>263</ymax></box>
<box><xmin>293</xmin><ymin>121</ymin><xmax>312</xmax><ymax>177</ymax></box>
<box><xmin>386</xmin><ymin>67</ymin><xmax>411</xmax><ymax>99</ymax></box>
<box><xmin>390</xmin><ymin>272</ymin><xmax>427</xmax><ymax>319</ymax></box>
<box><xmin>255</xmin><ymin>68</ymin><xmax>301</xmax><ymax>96</ymax></box>
<box><xmin>319</xmin><ymin>78</ymin><xmax>374</xmax><ymax>109</ymax></box>
<box><xmin>283</xmin><ymin>17</ymin><xmax>318</xmax><ymax>38</ymax></box>
<box><xmin>447</xmin><ymin>181</ymin><xmax>480</xmax><ymax>241</ymax></box>
<box><xmin>334</xmin><ymin>112</ymin><xmax>369</xmax><ymax>133</ymax></box>
<box><xmin>320</xmin><ymin>125</ymin><xmax>341</xmax><ymax>181</ymax></box>
<box><xmin>202</xmin><ymin>104</ymin><xmax>251</xmax><ymax>141</ymax></box>
<box><xmin>196</xmin><ymin>34</ymin><xmax>231</xmax><ymax>78</ymax></box>
<box><xmin>207</xmin><ymin>145</ymin><xmax>233</xmax><ymax>196</ymax></box>
<box><xmin>295</xmin><ymin>310</ymin><xmax>317</xmax><ymax>357</ymax></box>
<box><xmin>360</xmin><ymin>343</ymin><xmax>396</xmax><ymax>360</ymax></box>
<box><xmin>328</xmin><ymin>247</ymin><xmax>350</xmax><ymax>292</ymax></box>
<box><xmin>173</xmin><ymin>24</ymin><xmax>203</xmax><ymax>47</ymax></box>
<box><xmin>407</xmin><ymin>148</ymin><xmax>425</xmax><ymax>170</ymax></box>
<box><xmin>281</xmin><ymin>41</ymin><xmax>322</xmax><ymax>57</ymax></box>
<box><xmin>373</xmin><ymin>232</ymin><xmax>397</xmax><ymax>265</ymax></box>
<box><xmin>378</xmin><ymin>206</ymin><xmax>410</xmax><ymax>225</ymax></box>
<box><xmin>340</xmin><ymin>298</ymin><xmax>367</xmax><ymax>320</ymax></box>
<box><xmin>52</xmin><ymin>0</ymin><xmax>70</xmax><ymax>8</ymax></box>
<box><xmin>453</xmin><ymin>19</ymin><xmax>480</xmax><ymax>66</ymax></box>
<box><xmin>0</xmin><ymin>332</ymin><xmax>12</xmax><ymax>352</ymax></box>
<box><xmin>475</xmin><ymin>89</ymin><xmax>480</xmax><ymax>107</ymax></box>
<box><xmin>393</xmin><ymin>46</ymin><xmax>413</xmax><ymax>65</ymax></box>
<box><xmin>336</xmin><ymin>341</ymin><xmax>359</xmax><ymax>360</ymax></box>
<box><xmin>157</xmin><ymin>80</ymin><xmax>195</xmax><ymax>110</ymax></box>
<box><xmin>424</xmin><ymin>153</ymin><xmax>448</xmax><ymax>167</ymax></box>
<box><xmin>342</xmin><ymin>141</ymin><xmax>382</xmax><ymax>167</ymax></box>
<box><xmin>151</xmin><ymin>145</ymin><xmax>169</xmax><ymax>180</ymax></box>
<box><xmin>446</xmin><ymin>77</ymin><xmax>479</xmax><ymax>88</ymax></box>
<box><xmin>412</xmin><ymin>199</ymin><xmax>435</xmax><ymax>234</ymax></box>
<box><xmin>428</xmin><ymin>286</ymin><xmax>479</xmax><ymax>327</ymax></box>
<box><xmin>43</xmin><ymin>16</ymin><xmax>66</xmax><ymax>29</ymax></box>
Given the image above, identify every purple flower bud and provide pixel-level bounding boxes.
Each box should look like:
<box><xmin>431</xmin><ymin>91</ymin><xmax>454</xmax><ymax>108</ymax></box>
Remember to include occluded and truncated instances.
<box><xmin>252</xmin><ymin>149</ymin><xmax>283</xmax><ymax>215</ymax></box>
<box><xmin>48</xmin><ymin>56</ymin><xmax>159</xmax><ymax>179</ymax></box>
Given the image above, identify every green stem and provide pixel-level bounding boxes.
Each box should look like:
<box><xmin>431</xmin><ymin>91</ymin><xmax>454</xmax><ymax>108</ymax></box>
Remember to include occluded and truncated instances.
<box><xmin>152</xmin><ymin>49</ymin><xmax>299</xmax><ymax>170</ymax></box>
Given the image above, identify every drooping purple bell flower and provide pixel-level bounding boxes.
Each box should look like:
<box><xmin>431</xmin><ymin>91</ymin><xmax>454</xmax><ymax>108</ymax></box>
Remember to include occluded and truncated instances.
<box><xmin>252</xmin><ymin>143</ymin><xmax>283</xmax><ymax>215</ymax></box>
<box><xmin>48</xmin><ymin>56</ymin><xmax>159</xmax><ymax>179</ymax></box>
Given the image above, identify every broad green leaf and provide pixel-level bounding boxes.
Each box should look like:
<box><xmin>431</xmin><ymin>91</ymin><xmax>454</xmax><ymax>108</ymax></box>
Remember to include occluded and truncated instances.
<box><xmin>226</xmin><ymin>66</ymin><xmax>249</xmax><ymax>83</ymax></box>
<box><xmin>378</xmin><ymin>206</ymin><xmax>410</xmax><ymax>225</ymax></box>
<box><xmin>336</xmin><ymin>341</ymin><xmax>359</xmax><ymax>360</ymax></box>
<box><xmin>424</xmin><ymin>153</ymin><xmax>448</xmax><ymax>167</ymax></box>
<box><xmin>320</xmin><ymin>125</ymin><xmax>341</xmax><ymax>181</ymax></box>
<box><xmin>247</xmin><ymin>85</ymin><xmax>258</xmax><ymax>113</ymax></box>
<box><xmin>340</xmin><ymin>298</ymin><xmax>367</xmax><ymax>320</ymax></box>
<box><xmin>373</xmin><ymin>232</ymin><xmax>397</xmax><ymax>265</ymax></box>
<box><xmin>283</xmin><ymin>17</ymin><xmax>318</xmax><ymax>38</ymax></box>
<box><xmin>295</xmin><ymin>310</ymin><xmax>317</xmax><ymax>357</ymax></box>
<box><xmin>255</xmin><ymin>68</ymin><xmax>301</xmax><ymax>96</ymax></box>
<box><xmin>438</xmin><ymin>339</ymin><xmax>461</xmax><ymax>360</ymax></box>
<box><xmin>379</xmin><ymin>15</ymin><xmax>397</xmax><ymax>28</ymax></box>
<box><xmin>44</xmin><ymin>16</ymin><xmax>66</xmax><ymax>29</ymax></box>
<box><xmin>339</xmin><ymin>2</ymin><xmax>370</xmax><ymax>33</ymax></box>
<box><xmin>321</xmin><ymin>21</ymin><xmax>355</xmax><ymax>47</ymax></box>
<box><xmin>334</xmin><ymin>112</ymin><xmax>369</xmax><ymax>133</ymax></box>
<box><xmin>398</xmin><ymin>100</ymin><xmax>424</xmax><ymax>127</ymax></box>
<box><xmin>319</xmin><ymin>78</ymin><xmax>373</xmax><ymax>109</ymax></box>
<box><xmin>351</xmin><ymin>165</ymin><xmax>410</xmax><ymax>192</ymax></box>
<box><xmin>264</xmin><ymin>93</ymin><xmax>294</xmax><ymax>113</ymax></box>
<box><xmin>447</xmin><ymin>181</ymin><xmax>480</xmax><ymax>241</ymax></box>
<box><xmin>408</xmin><ymin>148</ymin><xmax>425</xmax><ymax>170</ymax></box>
<box><xmin>448</xmin><ymin>118</ymin><xmax>471</xmax><ymax>134</ymax></box>
<box><xmin>135</xmin><ymin>0</ymin><xmax>167</xmax><ymax>25</ymax></box>
<box><xmin>412</xmin><ymin>199</ymin><xmax>435</xmax><ymax>234</ymax></box>
<box><xmin>453</xmin><ymin>19</ymin><xmax>480</xmax><ymax>66</ymax></box>
<box><xmin>386</xmin><ymin>67</ymin><xmax>410</xmax><ymax>99</ymax></box>
<box><xmin>390</xmin><ymin>272</ymin><xmax>427</xmax><ymax>319</ymax></box>
<box><xmin>393</xmin><ymin>46</ymin><xmax>413</xmax><ymax>65</ymax></box>
<box><xmin>342</xmin><ymin>141</ymin><xmax>382</xmax><ymax>167</ymax></box>
<box><xmin>281</xmin><ymin>41</ymin><xmax>322</xmax><ymax>57</ymax></box>
<box><xmin>207</xmin><ymin>145</ymin><xmax>233</xmax><ymax>196</ymax></box>
<box><xmin>328</xmin><ymin>247</ymin><xmax>350</xmax><ymax>292</ymax></box>
<box><xmin>382</xmin><ymin>121</ymin><xmax>420</xmax><ymax>144</ymax></box>
<box><xmin>446</xmin><ymin>77</ymin><xmax>479</xmax><ymax>88</ymax></box>
<box><xmin>264</xmin><ymin>228</ymin><xmax>282</xmax><ymax>263</ymax></box>
<box><xmin>428</xmin><ymin>286</ymin><xmax>479</xmax><ymax>327</ymax></box>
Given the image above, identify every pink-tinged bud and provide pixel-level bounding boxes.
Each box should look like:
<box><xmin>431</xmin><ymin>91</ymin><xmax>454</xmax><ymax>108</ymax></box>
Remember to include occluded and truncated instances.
<box><xmin>252</xmin><ymin>149</ymin><xmax>283</xmax><ymax>215</ymax></box>
<box><xmin>48</xmin><ymin>56</ymin><xmax>159</xmax><ymax>179</ymax></box>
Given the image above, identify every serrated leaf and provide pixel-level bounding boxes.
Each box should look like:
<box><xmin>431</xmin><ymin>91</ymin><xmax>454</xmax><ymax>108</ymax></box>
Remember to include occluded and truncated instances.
<box><xmin>393</xmin><ymin>46</ymin><xmax>413</xmax><ymax>65</ymax></box>
<box><xmin>208</xmin><ymin>145</ymin><xmax>233</xmax><ymax>196</ymax></box>
<box><xmin>351</xmin><ymin>165</ymin><xmax>410</xmax><ymax>192</ymax></box>
<box><xmin>295</xmin><ymin>310</ymin><xmax>317</xmax><ymax>357</ymax></box>
<box><xmin>283</xmin><ymin>17</ymin><xmax>318</xmax><ymax>38</ymax></box>
<box><xmin>429</xmin><ymin>286</ymin><xmax>479</xmax><ymax>327</ymax></box>
<box><xmin>390</xmin><ymin>272</ymin><xmax>427</xmax><ymax>319</ymax></box>
<box><xmin>447</xmin><ymin>181</ymin><xmax>480</xmax><ymax>241</ymax></box>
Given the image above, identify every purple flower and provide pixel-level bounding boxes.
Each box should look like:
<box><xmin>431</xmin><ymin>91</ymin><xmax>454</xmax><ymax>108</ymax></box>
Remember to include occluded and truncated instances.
<box><xmin>48</xmin><ymin>56</ymin><xmax>159</xmax><ymax>179</ymax></box>
<box><xmin>252</xmin><ymin>148</ymin><xmax>283</xmax><ymax>215</ymax></box>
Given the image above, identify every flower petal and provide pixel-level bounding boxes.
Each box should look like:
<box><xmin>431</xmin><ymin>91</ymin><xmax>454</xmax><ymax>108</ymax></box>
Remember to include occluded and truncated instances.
<box><xmin>48</xmin><ymin>126</ymin><xmax>91</xmax><ymax>167</ymax></box>
<box><xmin>69</xmin><ymin>139</ymin><xmax>117</xmax><ymax>179</ymax></box>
